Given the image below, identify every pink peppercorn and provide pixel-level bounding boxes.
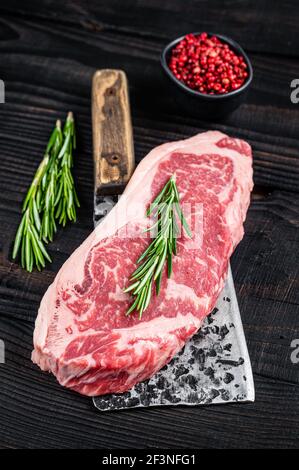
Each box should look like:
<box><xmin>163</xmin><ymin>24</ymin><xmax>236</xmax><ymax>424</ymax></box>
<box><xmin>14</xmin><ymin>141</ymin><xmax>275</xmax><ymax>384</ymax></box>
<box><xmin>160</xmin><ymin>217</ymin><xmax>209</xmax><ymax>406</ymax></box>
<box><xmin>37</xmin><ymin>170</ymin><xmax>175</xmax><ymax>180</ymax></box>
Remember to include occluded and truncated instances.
<box><xmin>168</xmin><ymin>33</ymin><xmax>248</xmax><ymax>95</ymax></box>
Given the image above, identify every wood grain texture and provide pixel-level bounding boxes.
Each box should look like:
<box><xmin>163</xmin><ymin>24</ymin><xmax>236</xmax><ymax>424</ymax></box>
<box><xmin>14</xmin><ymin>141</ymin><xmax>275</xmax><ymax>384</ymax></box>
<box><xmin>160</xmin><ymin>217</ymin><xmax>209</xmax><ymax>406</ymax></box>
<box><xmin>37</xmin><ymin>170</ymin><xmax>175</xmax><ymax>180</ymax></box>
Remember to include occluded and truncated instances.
<box><xmin>0</xmin><ymin>0</ymin><xmax>298</xmax><ymax>449</ymax></box>
<box><xmin>0</xmin><ymin>316</ymin><xmax>298</xmax><ymax>449</ymax></box>
<box><xmin>92</xmin><ymin>69</ymin><xmax>134</xmax><ymax>196</ymax></box>
<box><xmin>2</xmin><ymin>0</ymin><xmax>299</xmax><ymax>57</ymax></box>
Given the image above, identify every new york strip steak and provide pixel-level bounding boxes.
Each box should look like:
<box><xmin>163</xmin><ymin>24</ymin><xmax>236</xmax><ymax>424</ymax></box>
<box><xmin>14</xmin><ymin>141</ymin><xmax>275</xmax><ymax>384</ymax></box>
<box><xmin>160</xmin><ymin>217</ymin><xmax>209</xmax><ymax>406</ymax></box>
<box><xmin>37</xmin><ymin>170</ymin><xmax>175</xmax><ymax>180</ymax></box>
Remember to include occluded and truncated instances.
<box><xmin>32</xmin><ymin>131</ymin><xmax>253</xmax><ymax>396</ymax></box>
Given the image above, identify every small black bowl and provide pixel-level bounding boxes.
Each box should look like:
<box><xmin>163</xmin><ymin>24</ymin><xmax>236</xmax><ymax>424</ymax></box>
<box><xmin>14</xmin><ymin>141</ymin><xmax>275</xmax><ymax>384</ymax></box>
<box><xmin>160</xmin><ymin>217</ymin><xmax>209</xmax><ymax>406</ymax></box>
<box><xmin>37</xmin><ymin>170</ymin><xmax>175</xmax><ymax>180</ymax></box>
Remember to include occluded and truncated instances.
<box><xmin>161</xmin><ymin>32</ymin><xmax>253</xmax><ymax>119</ymax></box>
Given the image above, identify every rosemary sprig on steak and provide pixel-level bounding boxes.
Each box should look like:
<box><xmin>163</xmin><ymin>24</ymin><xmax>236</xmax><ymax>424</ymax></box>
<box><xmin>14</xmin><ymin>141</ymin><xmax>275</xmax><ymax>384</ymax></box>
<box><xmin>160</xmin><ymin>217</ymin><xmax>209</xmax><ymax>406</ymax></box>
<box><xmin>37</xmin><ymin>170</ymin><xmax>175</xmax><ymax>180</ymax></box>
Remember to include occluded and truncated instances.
<box><xmin>12</xmin><ymin>112</ymin><xmax>80</xmax><ymax>271</ymax></box>
<box><xmin>124</xmin><ymin>175</ymin><xmax>192</xmax><ymax>318</ymax></box>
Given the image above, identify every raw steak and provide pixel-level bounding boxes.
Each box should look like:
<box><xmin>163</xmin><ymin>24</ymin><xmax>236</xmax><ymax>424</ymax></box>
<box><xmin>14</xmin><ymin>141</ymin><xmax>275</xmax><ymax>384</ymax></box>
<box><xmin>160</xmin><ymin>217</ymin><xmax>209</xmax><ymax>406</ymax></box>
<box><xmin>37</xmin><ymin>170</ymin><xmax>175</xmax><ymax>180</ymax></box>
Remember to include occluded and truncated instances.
<box><xmin>32</xmin><ymin>131</ymin><xmax>253</xmax><ymax>396</ymax></box>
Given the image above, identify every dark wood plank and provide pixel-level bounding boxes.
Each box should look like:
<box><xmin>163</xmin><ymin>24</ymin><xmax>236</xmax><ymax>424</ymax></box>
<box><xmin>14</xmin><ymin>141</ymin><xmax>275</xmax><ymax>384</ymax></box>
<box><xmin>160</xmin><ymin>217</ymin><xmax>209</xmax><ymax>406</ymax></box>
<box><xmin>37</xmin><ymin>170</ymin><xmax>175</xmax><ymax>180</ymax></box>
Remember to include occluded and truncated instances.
<box><xmin>233</xmin><ymin>191</ymin><xmax>299</xmax><ymax>384</ymax></box>
<box><xmin>0</xmin><ymin>317</ymin><xmax>298</xmax><ymax>449</ymax></box>
<box><xmin>0</xmin><ymin>17</ymin><xmax>298</xmax><ymax>192</ymax></box>
<box><xmin>2</xmin><ymin>0</ymin><xmax>299</xmax><ymax>57</ymax></box>
<box><xmin>0</xmin><ymin>0</ymin><xmax>299</xmax><ymax>450</ymax></box>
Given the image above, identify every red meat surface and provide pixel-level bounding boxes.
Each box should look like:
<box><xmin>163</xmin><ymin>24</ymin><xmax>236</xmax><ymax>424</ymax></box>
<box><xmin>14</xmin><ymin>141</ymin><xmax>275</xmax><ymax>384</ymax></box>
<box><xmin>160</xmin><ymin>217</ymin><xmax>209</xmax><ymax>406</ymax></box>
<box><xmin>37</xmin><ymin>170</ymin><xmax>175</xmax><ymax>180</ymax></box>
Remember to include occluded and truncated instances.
<box><xmin>32</xmin><ymin>131</ymin><xmax>253</xmax><ymax>396</ymax></box>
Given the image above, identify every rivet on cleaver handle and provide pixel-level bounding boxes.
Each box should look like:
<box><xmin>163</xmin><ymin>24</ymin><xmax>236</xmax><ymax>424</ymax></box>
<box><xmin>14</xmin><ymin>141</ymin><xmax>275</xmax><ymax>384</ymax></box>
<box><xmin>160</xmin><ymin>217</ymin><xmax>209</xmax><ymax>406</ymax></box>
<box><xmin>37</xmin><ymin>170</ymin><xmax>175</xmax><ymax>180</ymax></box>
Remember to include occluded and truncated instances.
<box><xmin>92</xmin><ymin>69</ymin><xmax>135</xmax><ymax>206</ymax></box>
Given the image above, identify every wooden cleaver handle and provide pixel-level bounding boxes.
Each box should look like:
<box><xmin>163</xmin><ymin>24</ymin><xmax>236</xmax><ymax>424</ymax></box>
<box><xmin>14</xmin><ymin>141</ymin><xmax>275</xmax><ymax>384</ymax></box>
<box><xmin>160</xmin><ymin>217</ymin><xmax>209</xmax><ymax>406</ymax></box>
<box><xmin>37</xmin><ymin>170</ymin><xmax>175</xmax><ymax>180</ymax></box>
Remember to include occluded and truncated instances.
<box><xmin>92</xmin><ymin>69</ymin><xmax>135</xmax><ymax>197</ymax></box>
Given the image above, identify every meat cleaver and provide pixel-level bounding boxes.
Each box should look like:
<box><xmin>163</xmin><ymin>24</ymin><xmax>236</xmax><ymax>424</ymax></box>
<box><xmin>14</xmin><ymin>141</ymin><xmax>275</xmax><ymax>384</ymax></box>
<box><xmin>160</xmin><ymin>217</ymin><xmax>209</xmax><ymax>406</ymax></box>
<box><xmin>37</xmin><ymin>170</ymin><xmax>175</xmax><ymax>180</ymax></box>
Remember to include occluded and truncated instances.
<box><xmin>91</xmin><ymin>69</ymin><xmax>255</xmax><ymax>411</ymax></box>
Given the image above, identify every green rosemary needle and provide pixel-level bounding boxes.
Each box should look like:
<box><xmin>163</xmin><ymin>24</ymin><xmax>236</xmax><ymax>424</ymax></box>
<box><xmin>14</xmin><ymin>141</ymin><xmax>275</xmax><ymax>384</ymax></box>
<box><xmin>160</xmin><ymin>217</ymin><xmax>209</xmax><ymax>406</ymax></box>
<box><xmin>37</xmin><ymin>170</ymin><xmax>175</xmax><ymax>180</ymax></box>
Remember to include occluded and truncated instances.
<box><xmin>40</xmin><ymin>119</ymin><xmax>63</xmax><ymax>242</ymax></box>
<box><xmin>12</xmin><ymin>152</ymin><xmax>52</xmax><ymax>271</ymax></box>
<box><xmin>124</xmin><ymin>175</ymin><xmax>192</xmax><ymax>319</ymax></box>
<box><xmin>55</xmin><ymin>112</ymin><xmax>80</xmax><ymax>227</ymax></box>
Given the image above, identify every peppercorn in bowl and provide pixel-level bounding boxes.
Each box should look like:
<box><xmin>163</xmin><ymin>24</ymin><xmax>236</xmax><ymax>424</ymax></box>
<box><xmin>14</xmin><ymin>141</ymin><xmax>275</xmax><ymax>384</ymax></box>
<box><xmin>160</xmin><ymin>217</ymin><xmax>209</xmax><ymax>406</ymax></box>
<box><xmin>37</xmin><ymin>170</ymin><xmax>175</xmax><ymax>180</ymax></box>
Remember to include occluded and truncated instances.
<box><xmin>161</xmin><ymin>32</ymin><xmax>253</xmax><ymax>118</ymax></box>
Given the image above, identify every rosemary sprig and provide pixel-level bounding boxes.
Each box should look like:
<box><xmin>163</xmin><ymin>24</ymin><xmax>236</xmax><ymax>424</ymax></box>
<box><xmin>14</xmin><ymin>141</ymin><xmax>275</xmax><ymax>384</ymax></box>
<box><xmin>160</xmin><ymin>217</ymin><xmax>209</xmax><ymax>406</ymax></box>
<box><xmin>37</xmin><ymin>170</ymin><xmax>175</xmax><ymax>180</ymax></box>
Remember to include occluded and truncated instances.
<box><xmin>55</xmin><ymin>112</ymin><xmax>80</xmax><ymax>226</ymax></box>
<box><xmin>124</xmin><ymin>175</ymin><xmax>192</xmax><ymax>319</ymax></box>
<box><xmin>12</xmin><ymin>112</ymin><xmax>80</xmax><ymax>271</ymax></box>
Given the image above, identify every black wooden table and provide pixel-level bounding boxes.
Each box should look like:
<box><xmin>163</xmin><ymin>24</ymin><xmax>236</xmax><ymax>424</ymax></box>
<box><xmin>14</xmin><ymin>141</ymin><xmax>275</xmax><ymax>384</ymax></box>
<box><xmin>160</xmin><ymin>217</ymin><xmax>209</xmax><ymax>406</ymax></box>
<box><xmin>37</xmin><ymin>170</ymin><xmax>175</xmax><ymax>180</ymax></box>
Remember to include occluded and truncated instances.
<box><xmin>0</xmin><ymin>0</ymin><xmax>298</xmax><ymax>449</ymax></box>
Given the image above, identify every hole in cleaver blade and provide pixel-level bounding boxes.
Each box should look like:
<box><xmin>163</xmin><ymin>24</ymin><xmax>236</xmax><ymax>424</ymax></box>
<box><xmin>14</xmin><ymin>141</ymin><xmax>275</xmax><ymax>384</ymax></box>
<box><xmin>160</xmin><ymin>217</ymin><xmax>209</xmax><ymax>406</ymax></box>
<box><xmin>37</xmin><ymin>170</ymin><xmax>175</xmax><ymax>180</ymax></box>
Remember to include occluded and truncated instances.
<box><xmin>93</xmin><ymin>200</ymin><xmax>255</xmax><ymax>411</ymax></box>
